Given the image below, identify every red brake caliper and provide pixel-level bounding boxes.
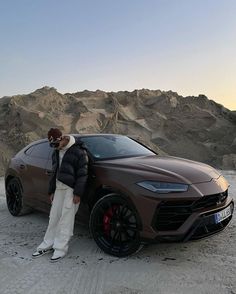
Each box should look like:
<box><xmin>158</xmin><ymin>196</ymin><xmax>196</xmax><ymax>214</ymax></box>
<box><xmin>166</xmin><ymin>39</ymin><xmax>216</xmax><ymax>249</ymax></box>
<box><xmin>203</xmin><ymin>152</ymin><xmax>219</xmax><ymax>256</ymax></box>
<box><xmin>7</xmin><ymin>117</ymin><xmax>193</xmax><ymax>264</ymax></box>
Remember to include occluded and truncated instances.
<box><xmin>103</xmin><ymin>205</ymin><xmax>118</xmax><ymax>236</ymax></box>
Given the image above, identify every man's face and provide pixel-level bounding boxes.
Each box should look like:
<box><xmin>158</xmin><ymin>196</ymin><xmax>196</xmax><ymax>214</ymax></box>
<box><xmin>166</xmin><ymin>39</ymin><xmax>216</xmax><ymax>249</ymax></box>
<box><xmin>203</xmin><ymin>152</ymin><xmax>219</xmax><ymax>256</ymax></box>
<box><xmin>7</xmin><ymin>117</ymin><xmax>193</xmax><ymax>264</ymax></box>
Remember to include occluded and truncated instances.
<box><xmin>49</xmin><ymin>136</ymin><xmax>67</xmax><ymax>150</ymax></box>
<box><xmin>57</xmin><ymin>137</ymin><xmax>68</xmax><ymax>149</ymax></box>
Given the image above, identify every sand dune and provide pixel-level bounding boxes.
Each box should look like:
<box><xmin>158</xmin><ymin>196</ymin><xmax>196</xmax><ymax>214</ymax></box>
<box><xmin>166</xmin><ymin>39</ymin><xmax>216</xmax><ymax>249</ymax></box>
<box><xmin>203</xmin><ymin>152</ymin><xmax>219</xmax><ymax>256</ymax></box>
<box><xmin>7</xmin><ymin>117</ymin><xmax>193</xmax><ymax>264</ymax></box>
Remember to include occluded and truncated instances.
<box><xmin>0</xmin><ymin>86</ymin><xmax>235</xmax><ymax>175</ymax></box>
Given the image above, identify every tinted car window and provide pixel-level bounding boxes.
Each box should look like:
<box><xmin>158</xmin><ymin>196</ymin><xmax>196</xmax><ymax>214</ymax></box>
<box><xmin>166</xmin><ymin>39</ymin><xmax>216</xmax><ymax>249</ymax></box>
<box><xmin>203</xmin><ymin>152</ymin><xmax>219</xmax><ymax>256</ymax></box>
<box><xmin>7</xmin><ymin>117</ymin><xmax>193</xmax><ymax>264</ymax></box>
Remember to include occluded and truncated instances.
<box><xmin>80</xmin><ymin>135</ymin><xmax>155</xmax><ymax>160</ymax></box>
<box><xmin>28</xmin><ymin>142</ymin><xmax>51</xmax><ymax>159</ymax></box>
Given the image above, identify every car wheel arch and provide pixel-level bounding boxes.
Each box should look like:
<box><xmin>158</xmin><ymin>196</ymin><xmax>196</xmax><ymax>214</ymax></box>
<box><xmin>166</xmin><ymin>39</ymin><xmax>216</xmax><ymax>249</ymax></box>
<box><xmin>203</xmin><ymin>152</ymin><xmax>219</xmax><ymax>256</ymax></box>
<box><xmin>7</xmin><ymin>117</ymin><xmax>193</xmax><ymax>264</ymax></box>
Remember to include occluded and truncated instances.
<box><xmin>90</xmin><ymin>185</ymin><xmax>129</xmax><ymax>208</ymax></box>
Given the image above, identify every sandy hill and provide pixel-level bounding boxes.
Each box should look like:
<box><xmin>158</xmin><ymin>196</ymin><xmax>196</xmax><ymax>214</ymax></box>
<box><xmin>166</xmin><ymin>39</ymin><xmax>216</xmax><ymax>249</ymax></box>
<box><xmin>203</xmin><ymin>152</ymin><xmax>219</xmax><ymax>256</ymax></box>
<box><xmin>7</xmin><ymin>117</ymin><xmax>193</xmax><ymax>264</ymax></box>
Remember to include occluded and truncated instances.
<box><xmin>0</xmin><ymin>86</ymin><xmax>235</xmax><ymax>175</ymax></box>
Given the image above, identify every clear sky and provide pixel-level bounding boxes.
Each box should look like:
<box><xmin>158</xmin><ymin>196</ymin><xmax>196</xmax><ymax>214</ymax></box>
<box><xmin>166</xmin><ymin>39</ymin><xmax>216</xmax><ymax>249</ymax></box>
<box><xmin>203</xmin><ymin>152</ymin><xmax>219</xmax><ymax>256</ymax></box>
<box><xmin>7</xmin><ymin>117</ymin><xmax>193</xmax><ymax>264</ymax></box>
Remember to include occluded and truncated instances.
<box><xmin>0</xmin><ymin>0</ymin><xmax>235</xmax><ymax>110</ymax></box>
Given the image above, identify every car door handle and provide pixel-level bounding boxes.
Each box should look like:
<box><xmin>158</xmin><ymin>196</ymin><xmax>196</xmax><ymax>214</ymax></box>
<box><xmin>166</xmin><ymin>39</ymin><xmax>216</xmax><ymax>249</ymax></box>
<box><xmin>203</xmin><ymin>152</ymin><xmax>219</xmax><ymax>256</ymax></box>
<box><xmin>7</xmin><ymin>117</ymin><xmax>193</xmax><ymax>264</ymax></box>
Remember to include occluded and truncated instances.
<box><xmin>20</xmin><ymin>164</ymin><xmax>26</xmax><ymax>169</ymax></box>
<box><xmin>45</xmin><ymin>170</ymin><xmax>53</xmax><ymax>176</ymax></box>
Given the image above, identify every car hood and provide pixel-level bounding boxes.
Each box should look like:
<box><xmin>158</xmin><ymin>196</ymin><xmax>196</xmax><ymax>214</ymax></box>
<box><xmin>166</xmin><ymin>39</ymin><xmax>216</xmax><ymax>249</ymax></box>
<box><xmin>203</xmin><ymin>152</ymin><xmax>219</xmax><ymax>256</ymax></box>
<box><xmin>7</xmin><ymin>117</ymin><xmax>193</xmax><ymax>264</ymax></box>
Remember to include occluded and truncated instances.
<box><xmin>101</xmin><ymin>155</ymin><xmax>221</xmax><ymax>184</ymax></box>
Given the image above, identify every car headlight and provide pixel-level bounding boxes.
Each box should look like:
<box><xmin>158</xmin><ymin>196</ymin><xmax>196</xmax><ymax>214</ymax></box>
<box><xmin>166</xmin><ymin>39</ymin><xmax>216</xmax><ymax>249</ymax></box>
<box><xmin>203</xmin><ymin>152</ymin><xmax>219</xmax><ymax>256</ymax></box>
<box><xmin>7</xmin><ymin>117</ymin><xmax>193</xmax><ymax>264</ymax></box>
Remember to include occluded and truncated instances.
<box><xmin>136</xmin><ymin>181</ymin><xmax>189</xmax><ymax>193</ymax></box>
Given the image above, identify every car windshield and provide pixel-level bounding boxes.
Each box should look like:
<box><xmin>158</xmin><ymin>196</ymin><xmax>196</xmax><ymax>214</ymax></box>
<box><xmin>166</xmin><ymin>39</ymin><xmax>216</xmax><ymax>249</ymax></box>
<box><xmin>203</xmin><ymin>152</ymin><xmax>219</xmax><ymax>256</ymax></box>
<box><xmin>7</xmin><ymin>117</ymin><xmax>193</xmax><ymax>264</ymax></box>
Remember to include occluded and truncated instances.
<box><xmin>80</xmin><ymin>135</ymin><xmax>155</xmax><ymax>160</ymax></box>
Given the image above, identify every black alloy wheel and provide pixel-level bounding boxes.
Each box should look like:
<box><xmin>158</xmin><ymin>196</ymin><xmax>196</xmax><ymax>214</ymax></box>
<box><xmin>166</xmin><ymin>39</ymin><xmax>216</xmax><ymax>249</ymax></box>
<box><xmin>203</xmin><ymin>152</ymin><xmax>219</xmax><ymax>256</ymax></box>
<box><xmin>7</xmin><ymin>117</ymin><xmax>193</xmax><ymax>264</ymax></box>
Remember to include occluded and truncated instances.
<box><xmin>6</xmin><ymin>178</ymin><xmax>26</xmax><ymax>216</ymax></box>
<box><xmin>89</xmin><ymin>193</ymin><xmax>142</xmax><ymax>257</ymax></box>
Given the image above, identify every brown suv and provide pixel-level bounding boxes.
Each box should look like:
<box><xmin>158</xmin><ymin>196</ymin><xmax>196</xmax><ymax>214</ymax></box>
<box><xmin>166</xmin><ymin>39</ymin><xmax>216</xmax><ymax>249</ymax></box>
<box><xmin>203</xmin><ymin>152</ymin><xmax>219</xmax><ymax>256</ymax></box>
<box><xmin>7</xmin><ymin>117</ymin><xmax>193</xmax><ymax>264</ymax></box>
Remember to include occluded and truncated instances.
<box><xmin>4</xmin><ymin>134</ymin><xmax>234</xmax><ymax>257</ymax></box>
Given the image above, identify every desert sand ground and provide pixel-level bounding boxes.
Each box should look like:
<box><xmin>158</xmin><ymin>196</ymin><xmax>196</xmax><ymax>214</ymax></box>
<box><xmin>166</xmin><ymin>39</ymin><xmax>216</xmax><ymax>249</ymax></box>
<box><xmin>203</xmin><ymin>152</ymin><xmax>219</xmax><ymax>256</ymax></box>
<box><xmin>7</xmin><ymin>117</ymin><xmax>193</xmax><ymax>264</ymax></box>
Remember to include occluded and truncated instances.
<box><xmin>0</xmin><ymin>171</ymin><xmax>235</xmax><ymax>294</ymax></box>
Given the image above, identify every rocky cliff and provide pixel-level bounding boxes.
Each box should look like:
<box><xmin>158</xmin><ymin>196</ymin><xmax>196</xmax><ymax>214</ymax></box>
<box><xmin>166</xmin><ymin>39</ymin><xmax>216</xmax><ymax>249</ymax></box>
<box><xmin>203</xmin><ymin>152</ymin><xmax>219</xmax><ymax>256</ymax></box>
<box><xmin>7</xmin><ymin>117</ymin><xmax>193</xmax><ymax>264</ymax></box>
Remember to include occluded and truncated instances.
<box><xmin>0</xmin><ymin>86</ymin><xmax>235</xmax><ymax>175</ymax></box>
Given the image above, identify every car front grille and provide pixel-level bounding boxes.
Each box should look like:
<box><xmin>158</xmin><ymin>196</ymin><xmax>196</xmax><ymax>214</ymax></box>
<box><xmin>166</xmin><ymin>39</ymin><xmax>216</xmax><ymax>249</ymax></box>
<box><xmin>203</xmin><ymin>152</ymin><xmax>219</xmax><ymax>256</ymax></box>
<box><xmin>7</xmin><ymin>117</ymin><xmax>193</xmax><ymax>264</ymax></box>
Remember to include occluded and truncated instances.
<box><xmin>191</xmin><ymin>190</ymin><xmax>228</xmax><ymax>211</ymax></box>
<box><xmin>154</xmin><ymin>190</ymin><xmax>228</xmax><ymax>231</ymax></box>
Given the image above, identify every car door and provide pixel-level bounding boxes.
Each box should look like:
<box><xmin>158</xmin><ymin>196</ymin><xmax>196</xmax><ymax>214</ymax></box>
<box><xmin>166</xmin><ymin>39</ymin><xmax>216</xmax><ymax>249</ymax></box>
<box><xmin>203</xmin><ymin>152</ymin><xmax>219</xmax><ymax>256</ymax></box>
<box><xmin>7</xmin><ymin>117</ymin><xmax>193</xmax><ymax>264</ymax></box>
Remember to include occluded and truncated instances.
<box><xmin>20</xmin><ymin>141</ymin><xmax>52</xmax><ymax>210</ymax></box>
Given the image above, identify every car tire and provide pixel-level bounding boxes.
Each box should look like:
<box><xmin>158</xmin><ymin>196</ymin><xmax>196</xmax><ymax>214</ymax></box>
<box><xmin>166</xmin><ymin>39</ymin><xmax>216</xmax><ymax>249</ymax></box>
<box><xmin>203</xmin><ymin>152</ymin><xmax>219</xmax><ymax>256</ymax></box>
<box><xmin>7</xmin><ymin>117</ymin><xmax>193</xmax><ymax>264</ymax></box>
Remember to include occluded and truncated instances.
<box><xmin>89</xmin><ymin>193</ymin><xmax>143</xmax><ymax>257</ymax></box>
<box><xmin>6</xmin><ymin>178</ymin><xmax>32</xmax><ymax>216</ymax></box>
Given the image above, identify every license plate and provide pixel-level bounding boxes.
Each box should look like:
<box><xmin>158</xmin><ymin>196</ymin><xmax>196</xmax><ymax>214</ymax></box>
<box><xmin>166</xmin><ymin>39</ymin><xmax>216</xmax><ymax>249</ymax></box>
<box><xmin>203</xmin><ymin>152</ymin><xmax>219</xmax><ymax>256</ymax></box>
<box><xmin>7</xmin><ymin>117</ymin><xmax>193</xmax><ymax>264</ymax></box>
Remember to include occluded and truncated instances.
<box><xmin>214</xmin><ymin>205</ymin><xmax>232</xmax><ymax>224</ymax></box>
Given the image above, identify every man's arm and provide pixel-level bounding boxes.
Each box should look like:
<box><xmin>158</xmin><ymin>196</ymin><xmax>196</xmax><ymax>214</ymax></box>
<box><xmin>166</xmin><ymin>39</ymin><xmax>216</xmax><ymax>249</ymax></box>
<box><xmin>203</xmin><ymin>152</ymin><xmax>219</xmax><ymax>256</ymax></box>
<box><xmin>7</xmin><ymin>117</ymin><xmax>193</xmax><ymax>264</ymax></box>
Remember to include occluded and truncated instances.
<box><xmin>73</xmin><ymin>149</ymin><xmax>89</xmax><ymax>201</ymax></box>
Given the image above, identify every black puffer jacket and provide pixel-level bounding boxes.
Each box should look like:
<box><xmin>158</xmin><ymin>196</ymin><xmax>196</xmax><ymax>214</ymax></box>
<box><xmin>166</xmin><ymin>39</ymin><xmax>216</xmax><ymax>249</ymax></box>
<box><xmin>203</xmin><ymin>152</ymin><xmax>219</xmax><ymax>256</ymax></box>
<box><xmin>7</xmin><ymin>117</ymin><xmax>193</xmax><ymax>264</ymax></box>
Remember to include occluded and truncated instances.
<box><xmin>48</xmin><ymin>137</ymin><xmax>89</xmax><ymax>200</ymax></box>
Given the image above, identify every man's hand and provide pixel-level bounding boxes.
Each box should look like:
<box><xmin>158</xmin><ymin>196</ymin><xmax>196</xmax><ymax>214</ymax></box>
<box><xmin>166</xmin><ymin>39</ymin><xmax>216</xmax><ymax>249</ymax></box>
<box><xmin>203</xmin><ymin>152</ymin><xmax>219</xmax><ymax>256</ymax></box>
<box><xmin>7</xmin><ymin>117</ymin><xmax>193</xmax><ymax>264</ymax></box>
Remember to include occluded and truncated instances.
<box><xmin>73</xmin><ymin>195</ymin><xmax>81</xmax><ymax>204</ymax></box>
<box><xmin>49</xmin><ymin>193</ymin><xmax>54</xmax><ymax>204</ymax></box>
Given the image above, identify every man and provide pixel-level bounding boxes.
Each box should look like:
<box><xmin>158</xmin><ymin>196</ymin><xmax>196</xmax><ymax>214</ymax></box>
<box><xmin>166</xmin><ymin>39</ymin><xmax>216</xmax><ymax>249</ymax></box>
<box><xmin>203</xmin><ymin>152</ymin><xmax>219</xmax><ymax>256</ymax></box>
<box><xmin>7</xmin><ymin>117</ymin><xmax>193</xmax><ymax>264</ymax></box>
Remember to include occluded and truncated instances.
<box><xmin>32</xmin><ymin>128</ymin><xmax>89</xmax><ymax>262</ymax></box>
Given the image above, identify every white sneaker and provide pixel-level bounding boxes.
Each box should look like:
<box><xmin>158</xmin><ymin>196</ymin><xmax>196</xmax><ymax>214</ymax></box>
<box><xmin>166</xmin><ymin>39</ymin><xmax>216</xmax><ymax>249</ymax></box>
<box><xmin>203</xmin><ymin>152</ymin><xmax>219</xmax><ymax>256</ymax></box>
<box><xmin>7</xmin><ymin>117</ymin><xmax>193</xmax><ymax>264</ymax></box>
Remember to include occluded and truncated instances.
<box><xmin>32</xmin><ymin>248</ymin><xmax>54</xmax><ymax>258</ymax></box>
<box><xmin>50</xmin><ymin>250</ymin><xmax>66</xmax><ymax>263</ymax></box>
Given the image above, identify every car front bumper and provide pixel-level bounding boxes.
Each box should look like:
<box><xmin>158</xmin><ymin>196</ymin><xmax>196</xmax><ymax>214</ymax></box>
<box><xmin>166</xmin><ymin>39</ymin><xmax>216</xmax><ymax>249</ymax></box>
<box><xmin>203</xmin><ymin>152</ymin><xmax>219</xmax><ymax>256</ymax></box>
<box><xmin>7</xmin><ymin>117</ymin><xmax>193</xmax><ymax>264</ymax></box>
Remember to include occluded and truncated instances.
<box><xmin>140</xmin><ymin>195</ymin><xmax>234</xmax><ymax>243</ymax></box>
<box><xmin>184</xmin><ymin>201</ymin><xmax>234</xmax><ymax>241</ymax></box>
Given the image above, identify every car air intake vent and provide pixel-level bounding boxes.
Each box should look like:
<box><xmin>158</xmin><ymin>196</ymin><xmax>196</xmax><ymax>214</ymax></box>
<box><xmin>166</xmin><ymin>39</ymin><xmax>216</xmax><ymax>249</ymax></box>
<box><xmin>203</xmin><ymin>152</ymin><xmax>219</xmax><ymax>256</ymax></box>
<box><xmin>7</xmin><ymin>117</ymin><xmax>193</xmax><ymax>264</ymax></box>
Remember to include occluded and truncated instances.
<box><xmin>190</xmin><ymin>216</ymin><xmax>232</xmax><ymax>240</ymax></box>
<box><xmin>154</xmin><ymin>201</ymin><xmax>193</xmax><ymax>231</ymax></box>
<box><xmin>154</xmin><ymin>190</ymin><xmax>228</xmax><ymax>231</ymax></box>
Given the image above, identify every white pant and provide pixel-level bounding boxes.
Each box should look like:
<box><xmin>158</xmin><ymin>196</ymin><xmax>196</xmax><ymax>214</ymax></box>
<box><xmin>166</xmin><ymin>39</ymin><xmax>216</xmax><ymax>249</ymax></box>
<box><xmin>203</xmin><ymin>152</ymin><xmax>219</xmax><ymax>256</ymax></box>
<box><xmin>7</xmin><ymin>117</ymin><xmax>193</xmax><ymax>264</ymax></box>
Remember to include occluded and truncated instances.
<box><xmin>37</xmin><ymin>186</ymin><xmax>79</xmax><ymax>255</ymax></box>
